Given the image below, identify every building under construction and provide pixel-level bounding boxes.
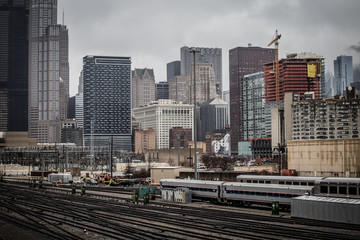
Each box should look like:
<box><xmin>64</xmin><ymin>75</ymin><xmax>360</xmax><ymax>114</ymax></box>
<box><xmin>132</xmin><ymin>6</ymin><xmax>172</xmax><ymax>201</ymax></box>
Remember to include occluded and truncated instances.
<box><xmin>264</xmin><ymin>53</ymin><xmax>325</xmax><ymax>103</ymax></box>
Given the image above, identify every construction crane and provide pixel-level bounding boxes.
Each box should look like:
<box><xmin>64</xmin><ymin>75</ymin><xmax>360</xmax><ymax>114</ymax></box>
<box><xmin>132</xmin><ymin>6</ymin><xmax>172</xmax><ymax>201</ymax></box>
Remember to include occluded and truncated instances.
<box><xmin>268</xmin><ymin>30</ymin><xmax>281</xmax><ymax>108</ymax></box>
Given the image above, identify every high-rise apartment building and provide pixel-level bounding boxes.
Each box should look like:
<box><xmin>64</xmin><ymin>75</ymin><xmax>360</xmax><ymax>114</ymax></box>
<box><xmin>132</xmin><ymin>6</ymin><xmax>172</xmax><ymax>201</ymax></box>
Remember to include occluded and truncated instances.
<box><xmin>189</xmin><ymin>62</ymin><xmax>217</xmax><ymax>104</ymax></box>
<box><xmin>28</xmin><ymin>0</ymin><xmax>69</xmax><ymax>143</ymax></box>
<box><xmin>334</xmin><ymin>55</ymin><xmax>353</xmax><ymax>96</ymax></box>
<box><xmin>241</xmin><ymin>72</ymin><xmax>270</xmax><ymax>141</ymax></box>
<box><xmin>155</xmin><ymin>81</ymin><xmax>169</xmax><ymax>100</ymax></box>
<box><xmin>132</xmin><ymin>99</ymin><xmax>193</xmax><ymax>149</ymax></box>
<box><xmin>167</xmin><ymin>60</ymin><xmax>180</xmax><ymax>82</ymax></box>
<box><xmin>168</xmin><ymin>75</ymin><xmax>190</xmax><ymax>103</ymax></box>
<box><xmin>134</xmin><ymin>128</ymin><xmax>155</xmax><ymax>153</ymax></box>
<box><xmin>229</xmin><ymin>45</ymin><xmax>275</xmax><ymax>154</ymax></box>
<box><xmin>75</xmin><ymin>93</ymin><xmax>83</xmax><ymax>129</ymax></box>
<box><xmin>181</xmin><ymin>46</ymin><xmax>222</xmax><ymax>96</ymax></box>
<box><xmin>0</xmin><ymin>0</ymin><xmax>29</xmax><ymax>131</ymax></box>
<box><xmin>83</xmin><ymin>56</ymin><xmax>132</xmax><ymax>151</ymax></box>
<box><xmin>131</xmin><ymin>68</ymin><xmax>155</xmax><ymax>108</ymax></box>
<box><xmin>264</xmin><ymin>53</ymin><xmax>324</xmax><ymax>103</ymax></box>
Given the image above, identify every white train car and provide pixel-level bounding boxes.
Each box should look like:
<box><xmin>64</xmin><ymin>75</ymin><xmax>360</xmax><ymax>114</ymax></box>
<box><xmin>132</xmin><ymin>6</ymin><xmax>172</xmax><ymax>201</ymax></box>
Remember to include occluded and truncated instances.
<box><xmin>160</xmin><ymin>179</ymin><xmax>224</xmax><ymax>202</ymax></box>
<box><xmin>222</xmin><ymin>182</ymin><xmax>314</xmax><ymax>206</ymax></box>
<box><xmin>48</xmin><ymin>173</ymin><xmax>73</xmax><ymax>184</ymax></box>
<box><xmin>314</xmin><ymin>177</ymin><xmax>360</xmax><ymax>199</ymax></box>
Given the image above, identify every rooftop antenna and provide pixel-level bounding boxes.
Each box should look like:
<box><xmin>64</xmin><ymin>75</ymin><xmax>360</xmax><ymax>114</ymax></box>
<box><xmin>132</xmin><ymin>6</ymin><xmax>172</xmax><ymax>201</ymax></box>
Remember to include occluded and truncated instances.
<box><xmin>62</xmin><ymin>8</ymin><xmax>64</xmax><ymax>26</ymax></box>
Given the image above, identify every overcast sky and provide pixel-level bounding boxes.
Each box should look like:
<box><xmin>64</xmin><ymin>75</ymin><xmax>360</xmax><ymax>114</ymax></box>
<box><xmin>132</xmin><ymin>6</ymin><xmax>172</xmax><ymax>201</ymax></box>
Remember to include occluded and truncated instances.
<box><xmin>57</xmin><ymin>0</ymin><xmax>360</xmax><ymax>97</ymax></box>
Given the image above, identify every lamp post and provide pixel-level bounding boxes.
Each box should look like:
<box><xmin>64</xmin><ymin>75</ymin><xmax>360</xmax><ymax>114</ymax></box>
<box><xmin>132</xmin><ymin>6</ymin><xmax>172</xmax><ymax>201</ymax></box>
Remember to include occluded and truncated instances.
<box><xmin>190</xmin><ymin>47</ymin><xmax>200</xmax><ymax>180</ymax></box>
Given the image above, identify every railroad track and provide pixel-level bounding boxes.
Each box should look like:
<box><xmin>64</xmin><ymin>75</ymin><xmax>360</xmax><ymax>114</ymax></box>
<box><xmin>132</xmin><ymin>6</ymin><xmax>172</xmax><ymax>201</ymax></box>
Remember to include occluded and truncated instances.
<box><xmin>1</xmin><ymin>183</ymin><xmax>359</xmax><ymax>240</ymax></box>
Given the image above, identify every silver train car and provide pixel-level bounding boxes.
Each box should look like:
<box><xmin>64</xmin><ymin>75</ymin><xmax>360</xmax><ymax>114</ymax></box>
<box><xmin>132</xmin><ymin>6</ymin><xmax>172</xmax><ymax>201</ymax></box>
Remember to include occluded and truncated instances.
<box><xmin>314</xmin><ymin>177</ymin><xmax>360</xmax><ymax>199</ymax></box>
<box><xmin>160</xmin><ymin>179</ymin><xmax>314</xmax><ymax>206</ymax></box>
<box><xmin>236</xmin><ymin>175</ymin><xmax>324</xmax><ymax>186</ymax></box>
<box><xmin>223</xmin><ymin>182</ymin><xmax>313</xmax><ymax>206</ymax></box>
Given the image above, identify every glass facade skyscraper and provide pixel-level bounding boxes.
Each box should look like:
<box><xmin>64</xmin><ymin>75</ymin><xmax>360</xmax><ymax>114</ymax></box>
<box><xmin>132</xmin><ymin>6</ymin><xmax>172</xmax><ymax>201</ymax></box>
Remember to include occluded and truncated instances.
<box><xmin>0</xmin><ymin>0</ymin><xmax>29</xmax><ymax>131</ymax></box>
<box><xmin>83</xmin><ymin>56</ymin><xmax>132</xmax><ymax>151</ymax></box>
<box><xmin>334</xmin><ymin>55</ymin><xmax>353</xmax><ymax>95</ymax></box>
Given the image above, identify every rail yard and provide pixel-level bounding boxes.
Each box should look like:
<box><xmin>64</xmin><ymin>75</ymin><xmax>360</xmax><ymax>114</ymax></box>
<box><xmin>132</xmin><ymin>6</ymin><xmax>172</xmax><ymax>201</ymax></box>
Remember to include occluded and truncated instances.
<box><xmin>1</xmin><ymin>178</ymin><xmax>359</xmax><ymax>240</ymax></box>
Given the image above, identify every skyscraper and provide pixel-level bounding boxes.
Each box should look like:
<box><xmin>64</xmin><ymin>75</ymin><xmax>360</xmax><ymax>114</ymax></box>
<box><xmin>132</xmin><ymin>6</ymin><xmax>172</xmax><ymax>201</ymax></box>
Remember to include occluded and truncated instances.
<box><xmin>167</xmin><ymin>60</ymin><xmax>180</xmax><ymax>82</ymax></box>
<box><xmin>229</xmin><ymin>45</ymin><xmax>275</xmax><ymax>154</ymax></box>
<box><xmin>189</xmin><ymin>62</ymin><xmax>217</xmax><ymax>104</ymax></box>
<box><xmin>83</xmin><ymin>55</ymin><xmax>132</xmax><ymax>151</ymax></box>
<box><xmin>28</xmin><ymin>0</ymin><xmax>69</xmax><ymax>143</ymax></box>
<box><xmin>0</xmin><ymin>0</ymin><xmax>29</xmax><ymax>131</ymax></box>
<box><xmin>168</xmin><ymin>75</ymin><xmax>190</xmax><ymax>103</ymax></box>
<box><xmin>181</xmin><ymin>46</ymin><xmax>222</xmax><ymax>96</ymax></box>
<box><xmin>334</xmin><ymin>55</ymin><xmax>353</xmax><ymax>95</ymax></box>
<box><xmin>131</xmin><ymin>68</ymin><xmax>155</xmax><ymax>108</ymax></box>
<box><xmin>155</xmin><ymin>81</ymin><xmax>169</xmax><ymax>100</ymax></box>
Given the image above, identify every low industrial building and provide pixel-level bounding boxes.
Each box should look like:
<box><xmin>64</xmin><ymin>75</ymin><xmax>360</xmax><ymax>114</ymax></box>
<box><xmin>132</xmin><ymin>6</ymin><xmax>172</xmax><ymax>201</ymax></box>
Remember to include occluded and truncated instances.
<box><xmin>287</xmin><ymin>138</ymin><xmax>360</xmax><ymax>177</ymax></box>
<box><xmin>150</xmin><ymin>167</ymin><xmax>193</xmax><ymax>184</ymax></box>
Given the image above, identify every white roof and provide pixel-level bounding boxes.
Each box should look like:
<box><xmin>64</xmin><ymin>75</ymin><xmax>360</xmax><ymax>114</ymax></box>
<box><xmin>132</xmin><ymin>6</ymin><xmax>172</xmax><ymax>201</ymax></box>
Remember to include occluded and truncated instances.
<box><xmin>236</xmin><ymin>175</ymin><xmax>324</xmax><ymax>181</ymax></box>
<box><xmin>293</xmin><ymin>196</ymin><xmax>360</xmax><ymax>205</ymax></box>
<box><xmin>160</xmin><ymin>179</ymin><xmax>225</xmax><ymax>186</ymax></box>
<box><xmin>224</xmin><ymin>182</ymin><xmax>314</xmax><ymax>191</ymax></box>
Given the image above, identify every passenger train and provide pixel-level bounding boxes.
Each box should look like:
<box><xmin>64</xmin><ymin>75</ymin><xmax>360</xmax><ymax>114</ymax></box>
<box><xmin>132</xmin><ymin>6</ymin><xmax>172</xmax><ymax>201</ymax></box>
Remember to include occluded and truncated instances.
<box><xmin>236</xmin><ymin>175</ymin><xmax>360</xmax><ymax>199</ymax></box>
<box><xmin>160</xmin><ymin>179</ymin><xmax>313</xmax><ymax>207</ymax></box>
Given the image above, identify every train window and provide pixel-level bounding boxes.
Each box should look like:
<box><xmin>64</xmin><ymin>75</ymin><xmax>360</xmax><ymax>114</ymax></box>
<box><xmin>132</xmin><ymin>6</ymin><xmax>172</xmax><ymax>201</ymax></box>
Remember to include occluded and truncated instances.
<box><xmin>286</xmin><ymin>194</ymin><xmax>293</xmax><ymax>198</ymax></box>
<box><xmin>279</xmin><ymin>181</ymin><xmax>285</xmax><ymax>184</ymax></box>
<box><xmin>339</xmin><ymin>186</ymin><xmax>347</xmax><ymax>195</ymax></box>
<box><xmin>253</xmin><ymin>180</ymin><xmax>258</xmax><ymax>183</ymax></box>
<box><xmin>274</xmin><ymin>193</ymin><xmax>279</xmax><ymax>197</ymax></box>
<box><xmin>308</xmin><ymin>182</ymin><xmax>314</xmax><ymax>186</ymax></box>
<box><xmin>259</xmin><ymin>180</ymin><xmax>264</xmax><ymax>184</ymax></box>
<box><xmin>286</xmin><ymin>182</ymin><xmax>292</xmax><ymax>185</ymax></box>
<box><xmin>246</xmin><ymin>180</ymin><xmax>251</xmax><ymax>183</ymax></box>
<box><xmin>349</xmin><ymin>187</ymin><xmax>357</xmax><ymax>195</ymax></box>
<box><xmin>301</xmin><ymin>182</ymin><xmax>307</xmax><ymax>186</ymax></box>
<box><xmin>244</xmin><ymin>191</ymin><xmax>249</xmax><ymax>195</ymax></box>
<box><xmin>320</xmin><ymin>186</ymin><xmax>328</xmax><ymax>193</ymax></box>
<box><xmin>330</xmin><ymin>186</ymin><xmax>337</xmax><ymax>194</ymax></box>
<box><xmin>268</xmin><ymin>193</ymin><xmax>273</xmax><ymax>197</ymax></box>
<box><xmin>280</xmin><ymin>193</ymin><xmax>285</xmax><ymax>198</ymax></box>
<box><xmin>266</xmin><ymin>181</ymin><xmax>271</xmax><ymax>184</ymax></box>
<box><xmin>293</xmin><ymin>182</ymin><xmax>299</xmax><ymax>185</ymax></box>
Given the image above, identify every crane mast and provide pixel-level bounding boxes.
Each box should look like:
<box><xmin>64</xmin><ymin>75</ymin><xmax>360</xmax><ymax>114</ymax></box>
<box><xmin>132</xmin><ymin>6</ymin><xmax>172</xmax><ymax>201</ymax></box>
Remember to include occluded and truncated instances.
<box><xmin>268</xmin><ymin>30</ymin><xmax>281</xmax><ymax>108</ymax></box>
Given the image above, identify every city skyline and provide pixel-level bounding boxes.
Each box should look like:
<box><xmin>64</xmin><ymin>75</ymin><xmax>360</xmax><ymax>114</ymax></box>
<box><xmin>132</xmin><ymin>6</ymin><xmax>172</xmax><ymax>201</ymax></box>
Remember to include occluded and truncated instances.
<box><xmin>57</xmin><ymin>0</ymin><xmax>360</xmax><ymax>97</ymax></box>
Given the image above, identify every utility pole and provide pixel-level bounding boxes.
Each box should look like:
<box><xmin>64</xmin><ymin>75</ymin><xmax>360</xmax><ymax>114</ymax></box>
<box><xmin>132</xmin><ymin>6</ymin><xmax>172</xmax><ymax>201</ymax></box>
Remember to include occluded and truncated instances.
<box><xmin>110</xmin><ymin>135</ymin><xmax>113</xmax><ymax>179</ymax></box>
<box><xmin>190</xmin><ymin>47</ymin><xmax>200</xmax><ymax>180</ymax></box>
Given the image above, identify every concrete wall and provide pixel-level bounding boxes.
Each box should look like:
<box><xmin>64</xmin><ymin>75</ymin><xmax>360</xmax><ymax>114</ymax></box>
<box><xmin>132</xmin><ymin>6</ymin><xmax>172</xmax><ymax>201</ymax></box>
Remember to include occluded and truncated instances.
<box><xmin>287</xmin><ymin>139</ymin><xmax>360</xmax><ymax>177</ymax></box>
<box><xmin>151</xmin><ymin>167</ymin><xmax>193</xmax><ymax>184</ymax></box>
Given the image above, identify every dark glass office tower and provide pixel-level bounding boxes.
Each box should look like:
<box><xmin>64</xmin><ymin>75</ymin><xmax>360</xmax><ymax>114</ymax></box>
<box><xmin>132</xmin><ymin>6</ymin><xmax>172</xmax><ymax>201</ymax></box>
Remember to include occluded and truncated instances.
<box><xmin>229</xmin><ymin>46</ymin><xmax>275</xmax><ymax>154</ymax></box>
<box><xmin>0</xmin><ymin>0</ymin><xmax>29</xmax><ymax>131</ymax></box>
<box><xmin>83</xmin><ymin>56</ymin><xmax>132</xmax><ymax>151</ymax></box>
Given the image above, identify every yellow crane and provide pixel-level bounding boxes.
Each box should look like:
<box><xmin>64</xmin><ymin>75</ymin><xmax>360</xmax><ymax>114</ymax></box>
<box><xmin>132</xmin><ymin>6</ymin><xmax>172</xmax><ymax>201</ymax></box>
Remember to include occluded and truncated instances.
<box><xmin>268</xmin><ymin>30</ymin><xmax>281</xmax><ymax>108</ymax></box>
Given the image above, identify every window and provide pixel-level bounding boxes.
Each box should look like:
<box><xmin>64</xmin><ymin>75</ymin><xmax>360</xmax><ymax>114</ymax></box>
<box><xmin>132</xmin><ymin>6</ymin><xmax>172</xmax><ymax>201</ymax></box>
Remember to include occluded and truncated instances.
<box><xmin>320</xmin><ymin>186</ymin><xmax>328</xmax><ymax>194</ymax></box>
<box><xmin>349</xmin><ymin>187</ymin><xmax>357</xmax><ymax>195</ymax></box>
<box><xmin>339</xmin><ymin>187</ymin><xmax>347</xmax><ymax>195</ymax></box>
<box><xmin>330</xmin><ymin>186</ymin><xmax>337</xmax><ymax>194</ymax></box>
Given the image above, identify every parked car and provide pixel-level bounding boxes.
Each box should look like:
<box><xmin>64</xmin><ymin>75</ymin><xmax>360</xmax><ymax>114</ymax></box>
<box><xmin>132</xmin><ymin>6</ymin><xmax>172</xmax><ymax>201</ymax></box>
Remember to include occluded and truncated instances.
<box><xmin>72</xmin><ymin>178</ymin><xmax>83</xmax><ymax>184</ymax></box>
<box><xmin>119</xmin><ymin>179</ymin><xmax>133</xmax><ymax>187</ymax></box>
<box><xmin>85</xmin><ymin>178</ymin><xmax>98</xmax><ymax>185</ymax></box>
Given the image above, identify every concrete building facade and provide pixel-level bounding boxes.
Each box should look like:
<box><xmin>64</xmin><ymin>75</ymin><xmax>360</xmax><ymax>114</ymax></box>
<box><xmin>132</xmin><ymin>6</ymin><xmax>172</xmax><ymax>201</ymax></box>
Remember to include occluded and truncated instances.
<box><xmin>28</xmin><ymin>0</ymin><xmax>69</xmax><ymax>143</ymax></box>
<box><xmin>229</xmin><ymin>45</ymin><xmax>275</xmax><ymax>154</ymax></box>
<box><xmin>181</xmin><ymin>46</ymin><xmax>222</xmax><ymax>96</ymax></box>
<box><xmin>287</xmin><ymin>139</ymin><xmax>360</xmax><ymax>177</ymax></box>
<box><xmin>131</xmin><ymin>68</ymin><xmax>155</xmax><ymax>108</ymax></box>
<box><xmin>168</xmin><ymin>75</ymin><xmax>190</xmax><ymax>103</ymax></box>
<box><xmin>132</xmin><ymin>99</ymin><xmax>193</xmax><ymax>149</ymax></box>
<box><xmin>134</xmin><ymin>128</ymin><xmax>155</xmax><ymax>154</ymax></box>
<box><xmin>189</xmin><ymin>62</ymin><xmax>217</xmax><ymax>104</ymax></box>
<box><xmin>83</xmin><ymin>56</ymin><xmax>132</xmax><ymax>151</ymax></box>
<box><xmin>169</xmin><ymin>127</ymin><xmax>192</xmax><ymax>149</ymax></box>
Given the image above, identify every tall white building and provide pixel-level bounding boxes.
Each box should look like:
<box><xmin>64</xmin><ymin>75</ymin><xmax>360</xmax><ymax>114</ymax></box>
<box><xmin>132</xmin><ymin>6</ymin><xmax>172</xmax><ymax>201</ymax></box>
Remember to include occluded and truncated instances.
<box><xmin>132</xmin><ymin>99</ymin><xmax>193</xmax><ymax>149</ymax></box>
<box><xmin>75</xmin><ymin>93</ymin><xmax>83</xmax><ymax>129</ymax></box>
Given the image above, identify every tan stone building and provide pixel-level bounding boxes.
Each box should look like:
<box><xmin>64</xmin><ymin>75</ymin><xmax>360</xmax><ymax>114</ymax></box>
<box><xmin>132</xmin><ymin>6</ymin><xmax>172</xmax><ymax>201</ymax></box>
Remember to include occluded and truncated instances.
<box><xmin>134</xmin><ymin>128</ymin><xmax>155</xmax><ymax>154</ymax></box>
<box><xmin>0</xmin><ymin>132</ymin><xmax>37</xmax><ymax>147</ymax></box>
<box><xmin>287</xmin><ymin>139</ymin><xmax>360</xmax><ymax>177</ymax></box>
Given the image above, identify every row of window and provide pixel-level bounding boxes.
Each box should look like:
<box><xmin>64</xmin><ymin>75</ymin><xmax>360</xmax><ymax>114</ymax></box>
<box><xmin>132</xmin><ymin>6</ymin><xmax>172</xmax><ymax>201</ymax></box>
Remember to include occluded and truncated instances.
<box><xmin>319</xmin><ymin>185</ymin><xmax>358</xmax><ymax>195</ymax></box>
<box><xmin>225</xmin><ymin>190</ymin><xmax>302</xmax><ymax>198</ymax></box>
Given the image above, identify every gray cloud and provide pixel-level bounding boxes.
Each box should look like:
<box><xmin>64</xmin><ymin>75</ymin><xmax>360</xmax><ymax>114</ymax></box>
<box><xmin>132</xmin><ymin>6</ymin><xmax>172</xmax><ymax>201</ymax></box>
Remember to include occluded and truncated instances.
<box><xmin>58</xmin><ymin>0</ymin><xmax>360</xmax><ymax>96</ymax></box>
